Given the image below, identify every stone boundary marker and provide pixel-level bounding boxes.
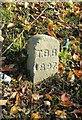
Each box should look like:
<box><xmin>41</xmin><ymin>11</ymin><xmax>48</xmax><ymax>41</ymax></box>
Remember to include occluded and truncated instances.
<box><xmin>27</xmin><ymin>34</ymin><xmax>59</xmax><ymax>85</ymax></box>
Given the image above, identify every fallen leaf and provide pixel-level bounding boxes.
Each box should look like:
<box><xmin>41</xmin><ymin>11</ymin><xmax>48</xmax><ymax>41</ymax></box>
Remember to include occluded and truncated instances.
<box><xmin>50</xmin><ymin>1</ymin><xmax>56</xmax><ymax>6</ymax></box>
<box><xmin>17</xmin><ymin>74</ymin><xmax>22</xmax><ymax>81</ymax></box>
<box><xmin>32</xmin><ymin>94</ymin><xmax>40</xmax><ymax>101</ymax></box>
<box><xmin>80</xmin><ymin>60</ymin><xmax>82</xmax><ymax>69</ymax></box>
<box><xmin>22</xmin><ymin>86</ymin><xmax>27</xmax><ymax>94</ymax></box>
<box><xmin>74</xmin><ymin>11</ymin><xmax>80</xmax><ymax>15</ymax></box>
<box><xmin>16</xmin><ymin>94</ymin><xmax>20</xmax><ymax>103</ymax></box>
<box><xmin>59</xmin><ymin>2</ymin><xmax>64</xmax><ymax>9</ymax></box>
<box><xmin>53</xmin><ymin>24</ymin><xmax>58</xmax><ymax>31</ymax></box>
<box><xmin>0</xmin><ymin>100</ymin><xmax>7</xmax><ymax>105</ymax></box>
<box><xmin>68</xmin><ymin>71</ymin><xmax>73</xmax><ymax>79</ymax></box>
<box><xmin>10</xmin><ymin>92</ymin><xmax>17</xmax><ymax>99</ymax></box>
<box><xmin>18</xmin><ymin>2</ymin><xmax>24</xmax><ymax>7</ymax></box>
<box><xmin>7</xmin><ymin>23</ymin><xmax>15</xmax><ymax>28</ymax></box>
<box><xmin>45</xmin><ymin>93</ymin><xmax>52</xmax><ymax>101</ymax></box>
<box><xmin>72</xmin><ymin>53</ymin><xmax>81</xmax><ymax>61</ymax></box>
<box><xmin>24</xmin><ymin>25</ymin><xmax>31</xmax><ymax>31</ymax></box>
<box><xmin>71</xmin><ymin>108</ymin><xmax>82</xmax><ymax>114</ymax></box>
<box><xmin>44</xmin><ymin>100</ymin><xmax>51</xmax><ymax>107</ymax></box>
<box><xmin>31</xmin><ymin>112</ymin><xmax>41</xmax><ymax>119</ymax></box>
<box><xmin>47</xmin><ymin>29</ymin><xmax>55</xmax><ymax>36</ymax></box>
<box><xmin>58</xmin><ymin>63</ymin><xmax>64</xmax><ymax>76</ymax></box>
<box><xmin>18</xmin><ymin>15</ymin><xmax>23</xmax><ymax>21</ymax></box>
<box><xmin>57</xmin><ymin>21</ymin><xmax>70</xmax><ymax>29</ymax></box>
<box><xmin>63</xmin><ymin>10</ymin><xmax>69</xmax><ymax>16</ymax></box>
<box><xmin>72</xmin><ymin>6</ymin><xmax>80</xmax><ymax>11</ymax></box>
<box><xmin>0</xmin><ymin>66</ymin><xmax>13</xmax><ymax>71</ymax></box>
<box><xmin>61</xmin><ymin>92</ymin><xmax>70</xmax><ymax>102</ymax></box>
<box><xmin>60</xmin><ymin>101</ymin><xmax>74</xmax><ymax>107</ymax></box>
<box><xmin>70</xmin><ymin>74</ymin><xmax>75</xmax><ymax>83</ymax></box>
<box><xmin>48</xmin><ymin>18</ymin><xmax>53</xmax><ymax>26</ymax></box>
<box><xmin>24</xmin><ymin>2</ymin><xmax>29</xmax><ymax>8</ymax></box>
<box><xmin>0</xmin><ymin>35</ymin><xmax>4</xmax><ymax>42</ymax></box>
<box><xmin>73</xmin><ymin>69</ymin><xmax>82</xmax><ymax>78</ymax></box>
<box><xmin>23</xmin><ymin>20</ymin><xmax>31</xmax><ymax>31</ymax></box>
<box><xmin>10</xmin><ymin>105</ymin><xmax>20</xmax><ymax>114</ymax></box>
<box><xmin>55</xmin><ymin>110</ymin><xmax>67</xmax><ymax>118</ymax></box>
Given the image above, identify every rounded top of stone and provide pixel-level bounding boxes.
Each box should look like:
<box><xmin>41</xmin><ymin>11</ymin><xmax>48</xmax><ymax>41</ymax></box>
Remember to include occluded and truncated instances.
<box><xmin>28</xmin><ymin>34</ymin><xmax>59</xmax><ymax>45</ymax></box>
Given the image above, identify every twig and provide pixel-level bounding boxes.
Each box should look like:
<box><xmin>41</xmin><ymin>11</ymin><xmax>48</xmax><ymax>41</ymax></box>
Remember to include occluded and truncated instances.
<box><xmin>30</xmin><ymin>7</ymin><xmax>47</xmax><ymax>25</ymax></box>
<box><xmin>1</xmin><ymin>30</ymin><xmax>24</xmax><ymax>56</ymax></box>
<box><xmin>2</xmin><ymin>7</ymin><xmax>48</xmax><ymax>56</ymax></box>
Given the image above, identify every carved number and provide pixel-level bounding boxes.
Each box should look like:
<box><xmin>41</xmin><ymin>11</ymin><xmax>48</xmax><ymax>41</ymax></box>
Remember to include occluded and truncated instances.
<box><xmin>35</xmin><ymin>62</ymin><xmax>57</xmax><ymax>70</ymax></box>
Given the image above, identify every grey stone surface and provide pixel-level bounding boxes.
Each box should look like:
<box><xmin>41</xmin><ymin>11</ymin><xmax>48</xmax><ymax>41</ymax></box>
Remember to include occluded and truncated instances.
<box><xmin>27</xmin><ymin>34</ymin><xmax>59</xmax><ymax>85</ymax></box>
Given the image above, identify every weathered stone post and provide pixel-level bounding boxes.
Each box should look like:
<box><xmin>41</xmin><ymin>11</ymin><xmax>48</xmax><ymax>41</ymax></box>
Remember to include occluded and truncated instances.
<box><xmin>27</xmin><ymin>34</ymin><xmax>59</xmax><ymax>85</ymax></box>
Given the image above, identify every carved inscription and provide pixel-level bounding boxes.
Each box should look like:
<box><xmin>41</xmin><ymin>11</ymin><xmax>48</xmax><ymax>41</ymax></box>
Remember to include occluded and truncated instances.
<box><xmin>35</xmin><ymin>62</ymin><xmax>57</xmax><ymax>71</ymax></box>
<box><xmin>36</xmin><ymin>49</ymin><xmax>57</xmax><ymax>58</ymax></box>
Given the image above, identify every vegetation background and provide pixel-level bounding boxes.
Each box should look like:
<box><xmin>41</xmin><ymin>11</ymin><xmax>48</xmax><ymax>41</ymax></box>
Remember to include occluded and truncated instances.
<box><xmin>0</xmin><ymin>1</ymin><xmax>82</xmax><ymax>119</ymax></box>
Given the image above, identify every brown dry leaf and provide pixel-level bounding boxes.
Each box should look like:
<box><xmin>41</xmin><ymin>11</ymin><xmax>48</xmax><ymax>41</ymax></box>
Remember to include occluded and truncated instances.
<box><xmin>48</xmin><ymin>25</ymin><xmax>53</xmax><ymax>31</ymax></box>
<box><xmin>60</xmin><ymin>101</ymin><xmax>74</xmax><ymax>107</ymax></box>
<box><xmin>74</xmin><ymin>11</ymin><xmax>80</xmax><ymax>15</ymax></box>
<box><xmin>58</xmin><ymin>63</ymin><xmax>64</xmax><ymax>76</ymax></box>
<box><xmin>10</xmin><ymin>105</ymin><xmax>20</xmax><ymax>114</ymax></box>
<box><xmin>71</xmin><ymin>108</ymin><xmax>82</xmax><ymax>114</ymax></box>
<box><xmin>55</xmin><ymin>110</ymin><xmax>67</xmax><ymax>118</ymax></box>
<box><xmin>0</xmin><ymin>100</ymin><xmax>7</xmax><ymax>105</ymax></box>
<box><xmin>47</xmin><ymin>18</ymin><xmax>53</xmax><ymax>26</ymax></box>
<box><xmin>73</xmin><ymin>69</ymin><xmax>82</xmax><ymax>78</ymax></box>
<box><xmin>61</xmin><ymin>93</ymin><xmax>70</xmax><ymax>102</ymax></box>
<box><xmin>59</xmin><ymin>2</ymin><xmax>64</xmax><ymax>9</ymax></box>
<box><xmin>78</xmin><ymin>24</ymin><xmax>82</xmax><ymax>31</ymax></box>
<box><xmin>17</xmin><ymin>74</ymin><xmax>23</xmax><ymax>81</ymax></box>
<box><xmin>18</xmin><ymin>2</ymin><xmax>24</xmax><ymax>7</ymax></box>
<box><xmin>50</xmin><ymin>1</ymin><xmax>56</xmax><ymax>6</ymax></box>
<box><xmin>63</xmin><ymin>10</ymin><xmax>69</xmax><ymax>16</ymax></box>
<box><xmin>16</xmin><ymin>94</ymin><xmax>20</xmax><ymax>103</ymax></box>
<box><xmin>22</xmin><ymin>86</ymin><xmax>27</xmax><ymax>94</ymax></box>
<box><xmin>57</xmin><ymin>22</ymin><xmax>68</xmax><ymax>28</ymax></box>
<box><xmin>45</xmin><ymin>93</ymin><xmax>52</xmax><ymax>101</ymax></box>
<box><xmin>47</xmin><ymin>29</ymin><xmax>55</xmax><ymax>36</ymax></box>
<box><xmin>24</xmin><ymin>25</ymin><xmax>31</xmax><ymax>31</ymax></box>
<box><xmin>7</xmin><ymin>23</ymin><xmax>15</xmax><ymax>28</ymax></box>
<box><xmin>24</xmin><ymin>2</ymin><xmax>29</xmax><ymax>8</ymax></box>
<box><xmin>23</xmin><ymin>20</ymin><xmax>31</xmax><ymax>31</ymax></box>
<box><xmin>0</xmin><ymin>66</ymin><xmax>13</xmax><ymax>71</ymax></box>
<box><xmin>80</xmin><ymin>60</ymin><xmax>82</xmax><ymax>69</ymax></box>
<box><xmin>68</xmin><ymin>71</ymin><xmax>73</xmax><ymax>79</ymax></box>
<box><xmin>53</xmin><ymin>24</ymin><xmax>58</xmax><ymax>31</ymax></box>
<box><xmin>31</xmin><ymin>112</ymin><xmax>41</xmax><ymax>119</ymax></box>
<box><xmin>10</xmin><ymin>92</ymin><xmax>17</xmax><ymax>99</ymax></box>
<box><xmin>32</xmin><ymin>94</ymin><xmax>40</xmax><ymax>101</ymax></box>
<box><xmin>18</xmin><ymin>15</ymin><xmax>23</xmax><ymax>21</ymax></box>
<box><xmin>72</xmin><ymin>53</ymin><xmax>81</xmax><ymax>61</ymax></box>
<box><xmin>72</xmin><ymin>6</ymin><xmax>80</xmax><ymax>11</ymax></box>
